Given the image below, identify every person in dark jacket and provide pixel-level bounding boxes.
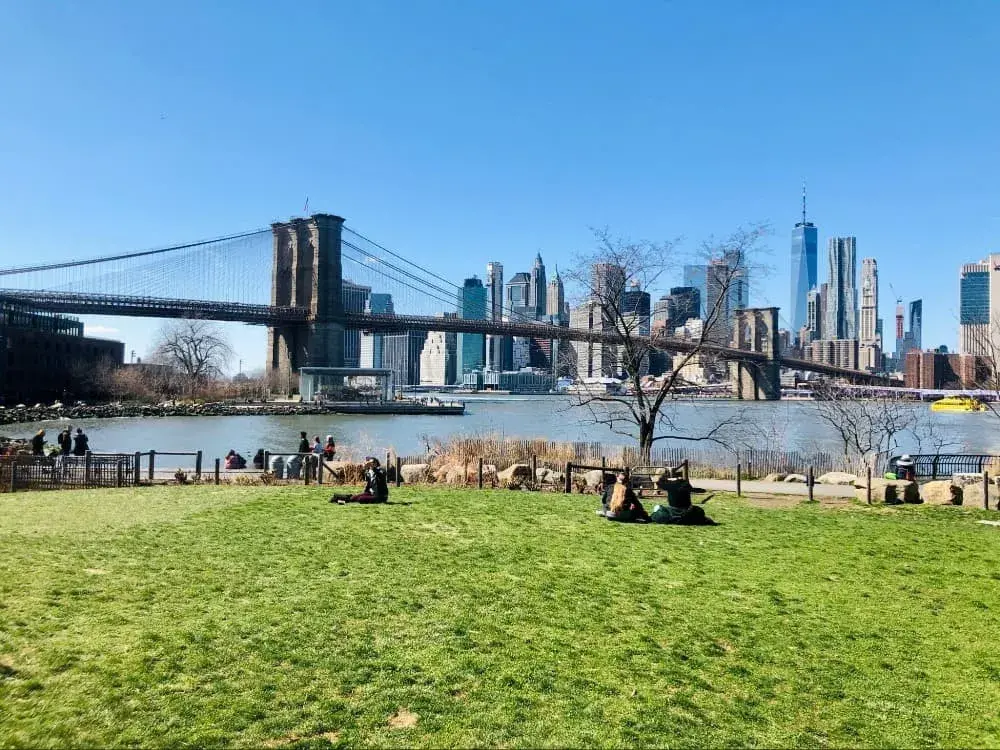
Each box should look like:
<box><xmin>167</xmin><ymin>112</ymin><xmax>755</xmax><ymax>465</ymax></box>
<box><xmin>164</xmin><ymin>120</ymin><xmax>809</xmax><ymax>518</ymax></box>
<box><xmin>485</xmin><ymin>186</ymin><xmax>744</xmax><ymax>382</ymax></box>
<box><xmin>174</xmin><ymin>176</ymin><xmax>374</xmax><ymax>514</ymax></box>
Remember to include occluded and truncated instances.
<box><xmin>72</xmin><ymin>428</ymin><xmax>89</xmax><ymax>456</ymax></box>
<box><xmin>30</xmin><ymin>429</ymin><xmax>46</xmax><ymax>456</ymax></box>
<box><xmin>297</xmin><ymin>431</ymin><xmax>310</xmax><ymax>454</ymax></box>
<box><xmin>58</xmin><ymin>428</ymin><xmax>73</xmax><ymax>456</ymax></box>
<box><xmin>330</xmin><ymin>457</ymin><xmax>389</xmax><ymax>504</ymax></box>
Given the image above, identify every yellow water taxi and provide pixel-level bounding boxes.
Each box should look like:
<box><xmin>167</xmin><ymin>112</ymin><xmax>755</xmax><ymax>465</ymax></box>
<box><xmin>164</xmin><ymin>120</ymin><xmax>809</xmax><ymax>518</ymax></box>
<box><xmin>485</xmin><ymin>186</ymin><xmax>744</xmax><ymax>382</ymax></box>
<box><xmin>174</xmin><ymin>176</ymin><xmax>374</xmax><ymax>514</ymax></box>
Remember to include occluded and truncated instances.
<box><xmin>930</xmin><ymin>396</ymin><xmax>986</xmax><ymax>413</ymax></box>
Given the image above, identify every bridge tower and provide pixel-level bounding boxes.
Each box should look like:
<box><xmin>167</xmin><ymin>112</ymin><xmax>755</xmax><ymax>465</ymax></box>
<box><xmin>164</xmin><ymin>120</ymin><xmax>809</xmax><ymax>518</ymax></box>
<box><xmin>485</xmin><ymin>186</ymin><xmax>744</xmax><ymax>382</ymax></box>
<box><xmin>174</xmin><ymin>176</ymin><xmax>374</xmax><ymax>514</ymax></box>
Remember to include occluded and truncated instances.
<box><xmin>730</xmin><ymin>307</ymin><xmax>781</xmax><ymax>400</ymax></box>
<box><xmin>267</xmin><ymin>214</ymin><xmax>345</xmax><ymax>391</ymax></box>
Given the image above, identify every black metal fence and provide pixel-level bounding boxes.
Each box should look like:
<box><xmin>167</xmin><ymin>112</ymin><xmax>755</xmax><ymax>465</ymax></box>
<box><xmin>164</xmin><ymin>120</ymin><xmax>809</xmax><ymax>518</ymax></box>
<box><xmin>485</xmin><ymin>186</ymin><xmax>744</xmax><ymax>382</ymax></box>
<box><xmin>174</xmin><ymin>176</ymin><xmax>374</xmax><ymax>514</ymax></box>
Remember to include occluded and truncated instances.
<box><xmin>0</xmin><ymin>453</ymin><xmax>140</xmax><ymax>492</ymax></box>
<box><xmin>888</xmin><ymin>454</ymin><xmax>1000</xmax><ymax>479</ymax></box>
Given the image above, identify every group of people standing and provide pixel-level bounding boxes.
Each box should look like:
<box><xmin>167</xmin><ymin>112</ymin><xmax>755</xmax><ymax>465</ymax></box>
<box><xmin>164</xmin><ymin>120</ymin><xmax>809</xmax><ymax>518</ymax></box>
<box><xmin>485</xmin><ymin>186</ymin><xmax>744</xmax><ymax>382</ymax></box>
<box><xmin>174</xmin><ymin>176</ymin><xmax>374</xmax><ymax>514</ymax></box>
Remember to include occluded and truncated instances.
<box><xmin>30</xmin><ymin>427</ymin><xmax>89</xmax><ymax>457</ymax></box>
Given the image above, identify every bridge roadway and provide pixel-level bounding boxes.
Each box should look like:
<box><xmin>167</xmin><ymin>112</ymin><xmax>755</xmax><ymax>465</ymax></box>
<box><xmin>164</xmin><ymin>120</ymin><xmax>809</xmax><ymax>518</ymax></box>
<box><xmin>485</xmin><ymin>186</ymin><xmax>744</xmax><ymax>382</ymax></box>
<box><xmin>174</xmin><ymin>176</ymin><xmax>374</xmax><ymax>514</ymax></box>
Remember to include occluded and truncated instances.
<box><xmin>0</xmin><ymin>289</ymin><xmax>899</xmax><ymax>385</ymax></box>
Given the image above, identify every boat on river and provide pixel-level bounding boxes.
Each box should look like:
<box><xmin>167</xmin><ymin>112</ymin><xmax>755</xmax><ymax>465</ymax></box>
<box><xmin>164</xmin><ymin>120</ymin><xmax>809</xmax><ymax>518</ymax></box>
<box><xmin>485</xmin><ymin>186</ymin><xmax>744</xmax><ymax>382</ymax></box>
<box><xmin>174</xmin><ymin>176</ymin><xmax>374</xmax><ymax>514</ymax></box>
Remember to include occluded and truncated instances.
<box><xmin>930</xmin><ymin>396</ymin><xmax>986</xmax><ymax>413</ymax></box>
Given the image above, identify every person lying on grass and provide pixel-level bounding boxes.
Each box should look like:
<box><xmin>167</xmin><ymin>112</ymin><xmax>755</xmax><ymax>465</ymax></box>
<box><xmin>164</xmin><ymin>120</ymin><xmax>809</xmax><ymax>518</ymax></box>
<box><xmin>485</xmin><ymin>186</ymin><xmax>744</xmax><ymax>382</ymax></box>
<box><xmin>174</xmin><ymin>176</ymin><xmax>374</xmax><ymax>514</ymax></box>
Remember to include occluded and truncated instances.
<box><xmin>330</xmin><ymin>456</ymin><xmax>389</xmax><ymax>504</ymax></box>
<box><xmin>597</xmin><ymin>472</ymin><xmax>650</xmax><ymax>522</ymax></box>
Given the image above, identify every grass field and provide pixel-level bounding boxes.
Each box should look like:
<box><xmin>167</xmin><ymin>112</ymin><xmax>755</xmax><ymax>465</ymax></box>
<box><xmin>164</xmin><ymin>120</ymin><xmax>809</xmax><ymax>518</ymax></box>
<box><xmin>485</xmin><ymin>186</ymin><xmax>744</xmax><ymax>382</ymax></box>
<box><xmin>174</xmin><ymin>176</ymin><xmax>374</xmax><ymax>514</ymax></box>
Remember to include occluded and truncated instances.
<box><xmin>2</xmin><ymin>486</ymin><xmax>999</xmax><ymax>748</ymax></box>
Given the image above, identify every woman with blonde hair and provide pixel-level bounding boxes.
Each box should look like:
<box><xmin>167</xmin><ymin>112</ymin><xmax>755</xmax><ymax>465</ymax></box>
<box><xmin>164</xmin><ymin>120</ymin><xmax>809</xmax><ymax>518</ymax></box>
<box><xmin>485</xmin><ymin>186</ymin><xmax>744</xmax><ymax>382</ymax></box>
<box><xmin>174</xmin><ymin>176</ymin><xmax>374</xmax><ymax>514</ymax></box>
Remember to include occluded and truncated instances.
<box><xmin>603</xmin><ymin>472</ymin><xmax>650</xmax><ymax>522</ymax></box>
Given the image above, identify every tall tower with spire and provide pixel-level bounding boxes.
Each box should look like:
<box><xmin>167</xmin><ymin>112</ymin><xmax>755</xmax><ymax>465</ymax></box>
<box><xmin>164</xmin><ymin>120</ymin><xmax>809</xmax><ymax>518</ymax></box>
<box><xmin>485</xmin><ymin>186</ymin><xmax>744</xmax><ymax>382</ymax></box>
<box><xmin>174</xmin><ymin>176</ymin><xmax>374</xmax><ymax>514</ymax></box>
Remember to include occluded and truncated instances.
<box><xmin>530</xmin><ymin>252</ymin><xmax>547</xmax><ymax>319</ymax></box>
<box><xmin>546</xmin><ymin>266</ymin><xmax>566</xmax><ymax>323</ymax></box>
<box><xmin>790</xmin><ymin>183</ymin><xmax>818</xmax><ymax>340</ymax></box>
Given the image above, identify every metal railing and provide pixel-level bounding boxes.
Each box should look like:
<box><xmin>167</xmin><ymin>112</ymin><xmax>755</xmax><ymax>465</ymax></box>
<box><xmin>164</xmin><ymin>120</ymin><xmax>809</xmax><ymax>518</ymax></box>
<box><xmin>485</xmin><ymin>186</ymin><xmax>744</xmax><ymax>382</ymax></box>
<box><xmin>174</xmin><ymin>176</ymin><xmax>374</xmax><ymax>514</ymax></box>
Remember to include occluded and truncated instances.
<box><xmin>888</xmin><ymin>454</ymin><xmax>1000</xmax><ymax>480</ymax></box>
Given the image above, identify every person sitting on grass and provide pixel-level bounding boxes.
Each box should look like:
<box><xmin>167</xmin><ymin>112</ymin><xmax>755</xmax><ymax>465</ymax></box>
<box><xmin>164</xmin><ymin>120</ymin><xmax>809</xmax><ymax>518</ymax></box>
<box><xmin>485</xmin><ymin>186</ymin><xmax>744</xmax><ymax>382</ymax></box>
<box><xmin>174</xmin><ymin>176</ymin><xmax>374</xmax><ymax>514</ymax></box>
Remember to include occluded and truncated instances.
<box><xmin>598</xmin><ymin>472</ymin><xmax>650</xmax><ymax>522</ymax></box>
<box><xmin>330</xmin><ymin>457</ymin><xmax>389</xmax><ymax>504</ymax></box>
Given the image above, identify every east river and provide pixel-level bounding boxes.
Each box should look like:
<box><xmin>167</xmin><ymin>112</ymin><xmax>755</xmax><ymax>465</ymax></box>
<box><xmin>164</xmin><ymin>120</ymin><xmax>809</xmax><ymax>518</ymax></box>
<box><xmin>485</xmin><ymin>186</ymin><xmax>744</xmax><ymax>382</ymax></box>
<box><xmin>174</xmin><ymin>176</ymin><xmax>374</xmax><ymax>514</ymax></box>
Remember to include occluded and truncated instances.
<box><xmin>4</xmin><ymin>395</ymin><xmax>999</xmax><ymax>464</ymax></box>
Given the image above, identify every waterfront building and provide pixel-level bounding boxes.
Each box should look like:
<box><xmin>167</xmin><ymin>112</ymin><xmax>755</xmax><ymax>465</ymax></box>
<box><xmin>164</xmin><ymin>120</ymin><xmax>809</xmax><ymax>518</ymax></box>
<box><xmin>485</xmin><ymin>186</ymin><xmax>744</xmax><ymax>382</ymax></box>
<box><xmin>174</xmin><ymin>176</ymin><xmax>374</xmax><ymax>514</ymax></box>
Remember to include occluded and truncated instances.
<box><xmin>456</xmin><ymin>278</ymin><xmax>487</xmax><ymax>382</ymax></box>
<box><xmin>790</xmin><ymin>186</ymin><xmax>818</xmax><ymax>338</ymax></box>
<box><xmin>341</xmin><ymin>280</ymin><xmax>372</xmax><ymax>368</ymax></box>
<box><xmin>512</xmin><ymin>336</ymin><xmax>531</xmax><ymax>370</ymax></box>
<box><xmin>383</xmin><ymin>331</ymin><xmax>427</xmax><ymax>387</ymax></box>
<box><xmin>904</xmin><ymin>350</ymin><xmax>992</xmax><ymax>389</ymax></box>
<box><xmin>570</xmin><ymin>301</ymin><xmax>617</xmax><ymax>378</ymax></box>
<box><xmin>825</xmin><ymin>237</ymin><xmax>857</xmax><ymax>340</ymax></box>
<box><xmin>0</xmin><ymin>301</ymin><xmax>124</xmax><ymax>403</ymax></box>
<box><xmin>960</xmin><ymin>260</ymin><xmax>990</xmax><ymax>355</ymax></box>
<box><xmin>808</xmin><ymin>338</ymin><xmax>858</xmax><ymax>370</ymax></box>
<box><xmin>483</xmin><ymin>368</ymin><xmax>555</xmax><ymax>393</ymax></box>
<box><xmin>418</xmin><ymin>322</ymin><xmax>457</xmax><ymax>386</ymax></box>
<box><xmin>859</xmin><ymin>258</ymin><xmax>879</xmax><ymax>372</ymax></box>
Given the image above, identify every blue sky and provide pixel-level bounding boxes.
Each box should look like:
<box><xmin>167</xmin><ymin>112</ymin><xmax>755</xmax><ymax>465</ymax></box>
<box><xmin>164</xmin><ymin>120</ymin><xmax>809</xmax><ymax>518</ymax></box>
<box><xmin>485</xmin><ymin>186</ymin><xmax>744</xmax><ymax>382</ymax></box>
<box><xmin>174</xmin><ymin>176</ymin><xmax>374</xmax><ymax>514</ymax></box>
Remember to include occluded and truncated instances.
<box><xmin>2</xmin><ymin>0</ymin><xmax>999</xmax><ymax>369</ymax></box>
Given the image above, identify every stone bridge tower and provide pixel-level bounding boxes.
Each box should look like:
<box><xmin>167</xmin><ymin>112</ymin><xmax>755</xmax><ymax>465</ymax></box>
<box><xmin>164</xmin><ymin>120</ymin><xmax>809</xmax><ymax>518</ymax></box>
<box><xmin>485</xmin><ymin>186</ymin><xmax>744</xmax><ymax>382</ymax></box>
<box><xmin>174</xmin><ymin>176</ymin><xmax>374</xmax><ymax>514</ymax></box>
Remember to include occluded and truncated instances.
<box><xmin>730</xmin><ymin>307</ymin><xmax>781</xmax><ymax>400</ymax></box>
<box><xmin>266</xmin><ymin>214</ymin><xmax>345</xmax><ymax>392</ymax></box>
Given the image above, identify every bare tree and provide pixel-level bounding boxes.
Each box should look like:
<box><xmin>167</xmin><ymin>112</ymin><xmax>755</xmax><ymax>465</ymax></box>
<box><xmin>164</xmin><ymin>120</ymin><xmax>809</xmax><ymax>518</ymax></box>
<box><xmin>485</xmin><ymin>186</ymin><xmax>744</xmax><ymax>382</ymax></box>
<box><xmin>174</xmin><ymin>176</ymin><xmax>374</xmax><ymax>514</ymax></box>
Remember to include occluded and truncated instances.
<box><xmin>810</xmin><ymin>382</ymin><xmax>956</xmax><ymax>467</ymax></box>
<box><xmin>562</xmin><ymin>224</ymin><xmax>768</xmax><ymax>462</ymax></box>
<box><xmin>150</xmin><ymin>320</ymin><xmax>233</xmax><ymax>387</ymax></box>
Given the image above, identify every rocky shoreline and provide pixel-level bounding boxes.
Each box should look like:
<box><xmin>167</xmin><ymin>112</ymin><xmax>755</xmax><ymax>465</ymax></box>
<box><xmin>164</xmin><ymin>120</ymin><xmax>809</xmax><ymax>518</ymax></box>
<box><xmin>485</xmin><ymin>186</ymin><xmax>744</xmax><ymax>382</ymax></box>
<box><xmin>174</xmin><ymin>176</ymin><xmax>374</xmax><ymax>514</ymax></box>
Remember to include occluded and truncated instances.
<box><xmin>0</xmin><ymin>400</ymin><xmax>463</xmax><ymax>427</ymax></box>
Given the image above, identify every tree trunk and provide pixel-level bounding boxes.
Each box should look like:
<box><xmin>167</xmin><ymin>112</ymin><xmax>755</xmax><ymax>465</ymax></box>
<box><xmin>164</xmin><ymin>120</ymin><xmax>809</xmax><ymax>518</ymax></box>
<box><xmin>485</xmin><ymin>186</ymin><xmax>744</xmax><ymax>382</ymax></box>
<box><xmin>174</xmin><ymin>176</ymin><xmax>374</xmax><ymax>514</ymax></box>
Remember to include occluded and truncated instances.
<box><xmin>638</xmin><ymin>419</ymin><xmax>654</xmax><ymax>464</ymax></box>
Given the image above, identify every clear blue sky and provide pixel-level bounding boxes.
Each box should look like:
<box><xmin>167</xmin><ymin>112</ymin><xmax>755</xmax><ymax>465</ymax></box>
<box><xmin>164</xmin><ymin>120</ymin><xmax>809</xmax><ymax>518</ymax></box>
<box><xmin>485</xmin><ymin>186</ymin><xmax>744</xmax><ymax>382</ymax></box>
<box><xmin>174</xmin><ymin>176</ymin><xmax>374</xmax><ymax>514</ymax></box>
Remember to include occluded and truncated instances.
<box><xmin>2</xmin><ymin>0</ymin><xmax>999</xmax><ymax>369</ymax></box>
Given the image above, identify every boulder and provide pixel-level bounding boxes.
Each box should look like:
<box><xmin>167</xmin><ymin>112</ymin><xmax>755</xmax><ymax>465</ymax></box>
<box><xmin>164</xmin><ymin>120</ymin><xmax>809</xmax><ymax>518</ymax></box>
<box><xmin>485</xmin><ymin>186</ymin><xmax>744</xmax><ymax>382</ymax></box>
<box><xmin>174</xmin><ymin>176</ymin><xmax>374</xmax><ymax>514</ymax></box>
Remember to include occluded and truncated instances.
<box><xmin>763</xmin><ymin>473</ymin><xmax>787</xmax><ymax>482</ymax></box>
<box><xmin>784</xmin><ymin>473</ymin><xmax>808</xmax><ymax>483</ymax></box>
<box><xmin>498</xmin><ymin>463</ymin><xmax>533</xmax><ymax>488</ymax></box>
<box><xmin>584</xmin><ymin>469</ymin><xmax>605</xmax><ymax>488</ymax></box>
<box><xmin>855</xmin><ymin>479</ymin><xmax>920</xmax><ymax>504</ymax></box>
<box><xmin>961</xmin><ymin>483</ymin><xmax>998</xmax><ymax>509</ymax></box>
<box><xmin>953</xmin><ymin>473</ymin><xmax>987</xmax><ymax>487</ymax></box>
<box><xmin>433</xmin><ymin>462</ymin><xmax>459</xmax><ymax>483</ymax></box>
<box><xmin>818</xmin><ymin>471</ymin><xmax>858</xmax><ymax>486</ymax></box>
<box><xmin>536</xmin><ymin>467</ymin><xmax>553</xmax><ymax>483</ymax></box>
<box><xmin>400</xmin><ymin>463</ymin><xmax>430</xmax><ymax>484</ymax></box>
<box><xmin>548</xmin><ymin>471</ymin><xmax>566</xmax><ymax>486</ymax></box>
<box><xmin>921</xmin><ymin>480</ymin><xmax>963</xmax><ymax>506</ymax></box>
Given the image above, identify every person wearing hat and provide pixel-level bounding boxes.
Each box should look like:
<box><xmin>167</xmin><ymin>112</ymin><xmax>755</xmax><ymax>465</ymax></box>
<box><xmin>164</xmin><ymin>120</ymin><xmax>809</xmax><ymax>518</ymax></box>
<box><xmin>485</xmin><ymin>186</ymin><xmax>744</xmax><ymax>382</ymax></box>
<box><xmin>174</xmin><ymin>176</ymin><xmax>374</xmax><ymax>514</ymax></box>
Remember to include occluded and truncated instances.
<box><xmin>330</xmin><ymin>456</ymin><xmax>389</xmax><ymax>504</ymax></box>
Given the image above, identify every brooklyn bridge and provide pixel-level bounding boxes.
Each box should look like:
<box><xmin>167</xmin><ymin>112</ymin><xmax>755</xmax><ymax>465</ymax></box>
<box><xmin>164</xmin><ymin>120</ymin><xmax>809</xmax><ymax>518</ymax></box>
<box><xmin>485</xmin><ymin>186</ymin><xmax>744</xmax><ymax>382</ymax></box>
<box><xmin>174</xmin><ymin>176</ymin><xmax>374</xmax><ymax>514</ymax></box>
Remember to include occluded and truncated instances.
<box><xmin>0</xmin><ymin>213</ymin><xmax>899</xmax><ymax>398</ymax></box>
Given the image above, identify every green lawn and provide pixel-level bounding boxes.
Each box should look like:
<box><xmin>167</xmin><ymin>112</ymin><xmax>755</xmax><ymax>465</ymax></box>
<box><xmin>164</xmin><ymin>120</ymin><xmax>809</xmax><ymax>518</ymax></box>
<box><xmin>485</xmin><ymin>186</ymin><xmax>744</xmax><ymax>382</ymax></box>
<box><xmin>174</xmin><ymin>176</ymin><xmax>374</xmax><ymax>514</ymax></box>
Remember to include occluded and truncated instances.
<box><xmin>1</xmin><ymin>486</ymin><xmax>999</xmax><ymax>748</ymax></box>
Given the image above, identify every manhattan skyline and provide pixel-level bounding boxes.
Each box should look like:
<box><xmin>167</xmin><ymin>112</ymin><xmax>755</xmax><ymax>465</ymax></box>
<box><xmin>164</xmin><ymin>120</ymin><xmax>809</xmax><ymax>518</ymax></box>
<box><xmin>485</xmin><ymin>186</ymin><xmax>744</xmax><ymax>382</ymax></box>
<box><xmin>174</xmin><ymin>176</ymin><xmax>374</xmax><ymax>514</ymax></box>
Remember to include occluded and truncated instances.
<box><xmin>2</xmin><ymin>1</ymin><xmax>998</xmax><ymax>368</ymax></box>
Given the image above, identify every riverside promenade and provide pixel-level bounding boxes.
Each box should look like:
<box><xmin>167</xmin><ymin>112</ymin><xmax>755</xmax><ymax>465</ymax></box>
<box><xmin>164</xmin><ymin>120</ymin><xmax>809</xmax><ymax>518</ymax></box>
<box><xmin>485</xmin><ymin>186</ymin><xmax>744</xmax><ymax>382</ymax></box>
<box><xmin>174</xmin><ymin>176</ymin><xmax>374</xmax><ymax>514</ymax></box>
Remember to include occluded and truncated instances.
<box><xmin>695</xmin><ymin>478</ymin><xmax>856</xmax><ymax>498</ymax></box>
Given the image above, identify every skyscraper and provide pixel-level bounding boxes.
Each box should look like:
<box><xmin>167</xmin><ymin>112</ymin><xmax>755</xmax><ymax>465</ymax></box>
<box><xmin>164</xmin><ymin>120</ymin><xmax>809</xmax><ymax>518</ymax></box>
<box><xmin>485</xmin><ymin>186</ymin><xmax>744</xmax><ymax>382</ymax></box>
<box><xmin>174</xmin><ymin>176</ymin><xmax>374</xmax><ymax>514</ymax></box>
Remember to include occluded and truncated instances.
<box><xmin>806</xmin><ymin>286</ymin><xmax>824</xmax><ymax>342</ymax></box>
<box><xmin>825</xmin><ymin>237</ymin><xmax>857</xmax><ymax>340</ymax></box>
<box><xmin>859</xmin><ymin>258</ymin><xmax>879</xmax><ymax>371</ymax></box>
<box><xmin>790</xmin><ymin>186</ymin><xmax>818</xmax><ymax>338</ymax></box>
<box><xmin>960</xmin><ymin>260</ymin><xmax>989</xmax><ymax>355</ymax></box>
<box><xmin>383</xmin><ymin>331</ymin><xmax>427</xmax><ymax>386</ymax></box>
<box><xmin>341</xmin><ymin>280</ymin><xmax>372</xmax><ymax>367</ymax></box>
<box><xmin>530</xmin><ymin>253</ymin><xmax>547</xmax><ymax>318</ymax></box>
<box><xmin>682</xmin><ymin>265</ymin><xmax>707</xmax><ymax>316</ymax></box>
<box><xmin>666</xmin><ymin>286</ymin><xmax>700</xmax><ymax>329</ymax></box>
<box><xmin>504</xmin><ymin>272</ymin><xmax>533</xmax><ymax>321</ymax></box>
<box><xmin>456</xmin><ymin>277</ymin><xmax>487</xmax><ymax>381</ymax></box>
<box><xmin>485</xmin><ymin>262</ymin><xmax>504</xmax><ymax>371</ymax></box>
<box><xmin>546</xmin><ymin>267</ymin><xmax>566</xmax><ymax>323</ymax></box>
<box><xmin>909</xmin><ymin>299</ymin><xmax>923</xmax><ymax>351</ymax></box>
<box><xmin>622</xmin><ymin>281</ymin><xmax>651</xmax><ymax>335</ymax></box>
<box><xmin>591</xmin><ymin>263</ymin><xmax>627</xmax><ymax>305</ymax></box>
<box><xmin>419</xmin><ymin>322</ymin><xmax>457</xmax><ymax>386</ymax></box>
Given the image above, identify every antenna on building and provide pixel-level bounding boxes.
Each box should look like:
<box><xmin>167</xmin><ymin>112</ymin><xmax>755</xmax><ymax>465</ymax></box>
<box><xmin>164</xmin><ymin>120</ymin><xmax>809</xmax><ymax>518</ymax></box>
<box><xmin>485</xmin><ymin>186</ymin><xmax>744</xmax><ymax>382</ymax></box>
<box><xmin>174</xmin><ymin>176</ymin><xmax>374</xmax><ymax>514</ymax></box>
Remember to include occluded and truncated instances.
<box><xmin>801</xmin><ymin>181</ymin><xmax>807</xmax><ymax>224</ymax></box>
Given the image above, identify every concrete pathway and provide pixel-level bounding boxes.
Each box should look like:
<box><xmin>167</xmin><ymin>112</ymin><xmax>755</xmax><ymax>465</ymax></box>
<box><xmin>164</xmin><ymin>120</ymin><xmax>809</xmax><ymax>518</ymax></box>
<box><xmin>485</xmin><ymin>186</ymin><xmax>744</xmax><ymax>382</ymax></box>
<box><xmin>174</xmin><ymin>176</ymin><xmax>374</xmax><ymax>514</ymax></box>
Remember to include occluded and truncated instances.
<box><xmin>693</xmin><ymin>478</ymin><xmax>857</xmax><ymax>498</ymax></box>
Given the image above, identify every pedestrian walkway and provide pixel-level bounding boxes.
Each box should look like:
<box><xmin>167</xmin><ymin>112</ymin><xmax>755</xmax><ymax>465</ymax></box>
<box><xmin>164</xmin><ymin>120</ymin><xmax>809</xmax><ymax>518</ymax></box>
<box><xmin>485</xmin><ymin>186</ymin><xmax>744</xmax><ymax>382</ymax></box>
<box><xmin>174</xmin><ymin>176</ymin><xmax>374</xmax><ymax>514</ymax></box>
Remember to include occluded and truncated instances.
<box><xmin>694</xmin><ymin>478</ymin><xmax>856</xmax><ymax>498</ymax></box>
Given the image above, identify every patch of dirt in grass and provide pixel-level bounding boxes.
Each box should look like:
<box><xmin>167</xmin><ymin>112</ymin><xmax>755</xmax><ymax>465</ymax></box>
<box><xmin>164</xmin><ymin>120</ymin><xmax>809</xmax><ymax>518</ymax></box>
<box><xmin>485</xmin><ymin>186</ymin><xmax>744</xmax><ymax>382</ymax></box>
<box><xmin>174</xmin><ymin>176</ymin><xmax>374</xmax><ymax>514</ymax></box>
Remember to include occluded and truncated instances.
<box><xmin>0</xmin><ymin>655</ymin><xmax>18</xmax><ymax>678</ymax></box>
<box><xmin>387</xmin><ymin>708</ymin><xmax>419</xmax><ymax>729</ymax></box>
<box><xmin>83</xmin><ymin>568</ymin><xmax>107</xmax><ymax>575</ymax></box>
<box><xmin>745</xmin><ymin>493</ymin><xmax>851</xmax><ymax>509</ymax></box>
<box><xmin>263</xmin><ymin>730</ymin><xmax>340</xmax><ymax>747</ymax></box>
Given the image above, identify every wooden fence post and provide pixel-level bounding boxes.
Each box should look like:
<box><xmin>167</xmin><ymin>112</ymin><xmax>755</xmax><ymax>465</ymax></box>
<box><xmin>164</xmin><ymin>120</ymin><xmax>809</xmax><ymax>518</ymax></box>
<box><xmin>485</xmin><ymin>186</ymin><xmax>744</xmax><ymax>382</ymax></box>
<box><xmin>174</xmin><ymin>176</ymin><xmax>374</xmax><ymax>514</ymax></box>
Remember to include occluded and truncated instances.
<box><xmin>195</xmin><ymin>451</ymin><xmax>203</xmax><ymax>481</ymax></box>
<box><xmin>564</xmin><ymin>462</ymin><xmax>572</xmax><ymax>493</ymax></box>
<box><xmin>683</xmin><ymin>459</ymin><xmax>689</xmax><ymax>483</ymax></box>
<box><xmin>395</xmin><ymin>456</ymin><xmax>402</xmax><ymax>488</ymax></box>
<box><xmin>601</xmin><ymin>456</ymin><xmax>607</xmax><ymax>473</ymax></box>
<box><xmin>304</xmin><ymin>456</ymin><xmax>311</xmax><ymax>485</ymax></box>
<box><xmin>984</xmin><ymin>470</ymin><xmax>990</xmax><ymax>510</ymax></box>
<box><xmin>317</xmin><ymin>459</ymin><xmax>324</xmax><ymax>485</ymax></box>
<box><xmin>85</xmin><ymin>451</ymin><xmax>92</xmax><ymax>486</ymax></box>
<box><xmin>133</xmin><ymin>451</ymin><xmax>141</xmax><ymax>485</ymax></box>
<box><xmin>531</xmin><ymin>454</ymin><xmax>538</xmax><ymax>489</ymax></box>
<box><xmin>478</xmin><ymin>457</ymin><xmax>484</xmax><ymax>489</ymax></box>
<box><xmin>807</xmin><ymin>466</ymin><xmax>814</xmax><ymax>502</ymax></box>
<box><xmin>116</xmin><ymin>459</ymin><xmax>123</xmax><ymax>488</ymax></box>
<box><xmin>148</xmin><ymin>450</ymin><xmax>156</xmax><ymax>481</ymax></box>
<box><xmin>214</xmin><ymin>458</ymin><xmax>221</xmax><ymax>485</ymax></box>
<box><xmin>263</xmin><ymin>451</ymin><xmax>269</xmax><ymax>473</ymax></box>
<box><xmin>866</xmin><ymin>466</ymin><xmax>872</xmax><ymax>505</ymax></box>
<box><xmin>736</xmin><ymin>462</ymin><xmax>742</xmax><ymax>497</ymax></box>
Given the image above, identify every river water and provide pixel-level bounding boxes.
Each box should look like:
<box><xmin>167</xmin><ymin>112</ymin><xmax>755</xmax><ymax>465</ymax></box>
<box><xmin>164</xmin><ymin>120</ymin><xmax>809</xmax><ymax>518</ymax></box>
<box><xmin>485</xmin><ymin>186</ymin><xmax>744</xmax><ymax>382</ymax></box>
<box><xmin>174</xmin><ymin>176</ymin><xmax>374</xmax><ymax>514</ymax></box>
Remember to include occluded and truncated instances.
<box><xmin>4</xmin><ymin>396</ymin><xmax>999</xmax><ymax>464</ymax></box>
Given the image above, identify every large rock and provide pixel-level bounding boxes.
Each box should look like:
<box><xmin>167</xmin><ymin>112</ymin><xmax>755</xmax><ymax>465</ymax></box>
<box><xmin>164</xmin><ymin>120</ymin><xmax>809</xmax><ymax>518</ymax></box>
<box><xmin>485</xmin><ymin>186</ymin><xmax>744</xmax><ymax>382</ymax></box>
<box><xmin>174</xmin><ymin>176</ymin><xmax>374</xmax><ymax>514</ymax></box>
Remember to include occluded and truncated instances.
<box><xmin>818</xmin><ymin>471</ymin><xmax>858</xmax><ymax>486</ymax></box>
<box><xmin>953</xmin><ymin>473</ymin><xmax>987</xmax><ymax>487</ymax></box>
<box><xmin>855</xmin><ymin>479</ymin><xmax>920</xmax><ymax>504</ymax></box>
<box><xmin>400</xmin><ymin>463</ymin><xmax>430</xmax><ymax>484</ymax></box>
<box><xmin>498</xmin><ymin>464</ymin><xmax>532</xmax><ymax>488</ymax></box>
<box><xmin>584</xmin><ymin>469</ymin><xmax>605</xmax><ymax>488</ymax></box>
<box><xmin>784</xmin><ymin>473</ymin><xmax>808</xmax><ymax>483</ymax></box>
<box><xmin>961</xmin><ymin>482</ymin><xmax>998</xmax><ymax>509</ymax></box>
<box><xmin>921</xmin><ymin>480</ymin><xmax>963</xmax><ymax>505</ymax></box>
<box><xmin>763</xmin><ymin>473</ymin><xmax>787</xmax><ymax>482</ymax></box>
